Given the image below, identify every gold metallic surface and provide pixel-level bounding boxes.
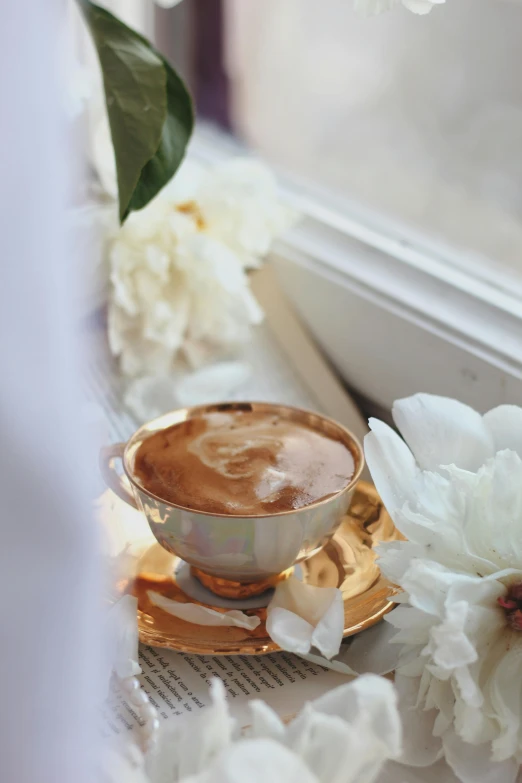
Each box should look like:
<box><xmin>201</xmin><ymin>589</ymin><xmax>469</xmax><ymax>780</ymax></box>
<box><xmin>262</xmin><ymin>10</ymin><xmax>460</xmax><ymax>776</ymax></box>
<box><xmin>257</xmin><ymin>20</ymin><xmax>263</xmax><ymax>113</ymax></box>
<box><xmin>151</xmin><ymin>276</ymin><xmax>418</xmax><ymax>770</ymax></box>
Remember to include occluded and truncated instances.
<box><xmin>129</xmin><ymin>481</ymin><xmax>401</xmax><ymax>655</ymax></box>
<box><xmin>191</xmin><ymin>567</ymin><xmax>294</xmax><ymax>598</ymax></box>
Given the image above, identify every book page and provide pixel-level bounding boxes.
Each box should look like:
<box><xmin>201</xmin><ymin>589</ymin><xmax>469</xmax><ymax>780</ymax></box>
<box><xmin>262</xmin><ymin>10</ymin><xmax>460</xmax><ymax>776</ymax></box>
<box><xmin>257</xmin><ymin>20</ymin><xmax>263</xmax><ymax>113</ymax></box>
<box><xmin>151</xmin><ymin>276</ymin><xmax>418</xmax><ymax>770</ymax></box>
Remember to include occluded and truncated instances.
<box><xmin>103</xmin><ymin>644</ymin><xmax>351</xmax><ymax>741</ymax></box>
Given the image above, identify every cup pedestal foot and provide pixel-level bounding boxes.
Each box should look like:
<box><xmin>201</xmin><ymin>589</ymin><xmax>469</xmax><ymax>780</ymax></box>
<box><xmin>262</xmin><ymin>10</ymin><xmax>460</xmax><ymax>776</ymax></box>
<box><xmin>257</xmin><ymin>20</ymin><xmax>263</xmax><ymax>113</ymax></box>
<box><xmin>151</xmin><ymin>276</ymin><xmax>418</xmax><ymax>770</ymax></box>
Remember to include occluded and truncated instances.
<box><xmin>191</xmin><ymin>566</ymin><xmax>293</xmax><ymax>599</ymax></box>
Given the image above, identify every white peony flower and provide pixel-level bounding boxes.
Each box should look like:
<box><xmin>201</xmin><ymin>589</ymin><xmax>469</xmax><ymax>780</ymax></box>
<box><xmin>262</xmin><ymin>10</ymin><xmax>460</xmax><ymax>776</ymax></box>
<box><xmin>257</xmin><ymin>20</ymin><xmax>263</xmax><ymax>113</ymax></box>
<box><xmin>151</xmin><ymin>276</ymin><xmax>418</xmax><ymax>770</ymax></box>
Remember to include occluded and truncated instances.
<box><xmin>147</xmin><ymin>674</ymin><xmax>401</xmax><ymax>783</ymax></box>
<box><xmin>364</xmin><ymin>394</ymin><xmax>522</xmax><ymax>783</ymax></box>
<box><xmin>354</xmin><ymin>0</ymin><xmax>445</xmax><ymax>15</ymax></box>
<box><xmin>106</xmin><ymin>158</ymin><xmax>295</xmax><ymax>378</ymax></box>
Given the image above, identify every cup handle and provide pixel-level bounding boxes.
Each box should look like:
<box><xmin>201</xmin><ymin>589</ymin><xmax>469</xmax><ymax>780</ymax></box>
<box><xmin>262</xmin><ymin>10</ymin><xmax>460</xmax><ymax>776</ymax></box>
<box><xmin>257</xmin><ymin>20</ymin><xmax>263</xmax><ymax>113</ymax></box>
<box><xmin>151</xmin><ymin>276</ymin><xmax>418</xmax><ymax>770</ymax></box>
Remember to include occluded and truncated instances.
<box><xmin>99</xmin><ymin>443</ymin><xmax>139</xmax><ymax>510</ymax></box>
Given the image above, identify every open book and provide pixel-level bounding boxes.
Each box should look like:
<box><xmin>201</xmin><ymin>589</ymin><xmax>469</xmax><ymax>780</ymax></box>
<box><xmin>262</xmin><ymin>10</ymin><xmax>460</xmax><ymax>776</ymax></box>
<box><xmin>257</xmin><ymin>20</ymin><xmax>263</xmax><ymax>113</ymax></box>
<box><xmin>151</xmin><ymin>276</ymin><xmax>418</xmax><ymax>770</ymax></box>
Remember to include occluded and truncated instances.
<box><xmin>102</xmin><ymin>644</ymin><xmax>352</xmax><ymax>740</ymax></box>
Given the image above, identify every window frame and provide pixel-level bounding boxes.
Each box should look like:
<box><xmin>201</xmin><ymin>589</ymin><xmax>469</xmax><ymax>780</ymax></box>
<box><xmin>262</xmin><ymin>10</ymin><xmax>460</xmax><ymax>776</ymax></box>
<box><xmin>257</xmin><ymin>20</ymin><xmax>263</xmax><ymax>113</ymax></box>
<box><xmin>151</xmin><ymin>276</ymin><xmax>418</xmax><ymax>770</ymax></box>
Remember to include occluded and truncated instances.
<box><xmin>186</xmin><ymin>125</ymin><xmax>522</xmax><ymax>411</ymax></box>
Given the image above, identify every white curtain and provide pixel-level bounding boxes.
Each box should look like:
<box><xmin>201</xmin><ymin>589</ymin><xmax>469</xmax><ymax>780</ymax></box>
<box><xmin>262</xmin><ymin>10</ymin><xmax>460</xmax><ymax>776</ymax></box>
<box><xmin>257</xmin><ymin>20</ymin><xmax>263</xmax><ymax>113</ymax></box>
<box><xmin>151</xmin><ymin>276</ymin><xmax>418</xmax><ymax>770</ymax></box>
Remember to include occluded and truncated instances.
<box><xmin>0</xmin><ymin>2</ymin><xmax>103</xmax><ymax>782</ymax></box>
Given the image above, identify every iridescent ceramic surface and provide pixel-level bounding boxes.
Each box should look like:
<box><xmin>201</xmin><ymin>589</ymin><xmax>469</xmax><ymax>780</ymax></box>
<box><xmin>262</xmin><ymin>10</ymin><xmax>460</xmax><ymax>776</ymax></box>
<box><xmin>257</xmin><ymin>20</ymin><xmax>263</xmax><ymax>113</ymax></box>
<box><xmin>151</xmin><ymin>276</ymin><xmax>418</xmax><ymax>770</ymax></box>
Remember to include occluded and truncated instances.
<box><xmin>120</xmin><ymin>481</ymin><xmax>402</xmax><ymax>655</ymax></box>
<box><xmin>100</xmin><ymin>402</ymin><xmax>364</xmax><ymax>583</ymax></box>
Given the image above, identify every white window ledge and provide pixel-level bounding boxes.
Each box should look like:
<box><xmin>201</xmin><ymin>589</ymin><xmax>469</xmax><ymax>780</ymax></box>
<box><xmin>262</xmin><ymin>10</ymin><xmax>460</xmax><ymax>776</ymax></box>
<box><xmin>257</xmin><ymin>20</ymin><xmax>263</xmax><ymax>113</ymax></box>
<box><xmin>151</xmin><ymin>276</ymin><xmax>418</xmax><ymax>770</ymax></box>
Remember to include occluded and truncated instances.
<box><xmin>188</xmin><ymin>126</ymin><xmax>522</xmax><ymax>411</ymax></box>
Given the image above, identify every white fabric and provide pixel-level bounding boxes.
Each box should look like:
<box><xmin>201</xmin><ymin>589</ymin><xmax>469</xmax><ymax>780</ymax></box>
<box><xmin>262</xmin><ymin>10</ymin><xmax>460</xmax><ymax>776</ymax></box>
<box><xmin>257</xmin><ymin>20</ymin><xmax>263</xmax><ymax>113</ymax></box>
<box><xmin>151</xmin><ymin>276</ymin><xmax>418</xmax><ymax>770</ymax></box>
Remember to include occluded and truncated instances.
<box><xmin>0</xmin><ymin>3</ymin><xmax>102</xmax><ymax>782</ymax></box>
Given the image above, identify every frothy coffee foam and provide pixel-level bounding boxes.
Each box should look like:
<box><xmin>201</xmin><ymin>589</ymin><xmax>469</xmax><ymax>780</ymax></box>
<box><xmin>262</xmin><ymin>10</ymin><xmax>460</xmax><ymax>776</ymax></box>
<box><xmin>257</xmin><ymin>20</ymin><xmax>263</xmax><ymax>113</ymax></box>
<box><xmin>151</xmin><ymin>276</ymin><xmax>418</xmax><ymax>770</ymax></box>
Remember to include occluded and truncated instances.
<box><xmin>134</xmin><ymin>410</ymin><xmax>355</xmax><ymax>515</ymax></box>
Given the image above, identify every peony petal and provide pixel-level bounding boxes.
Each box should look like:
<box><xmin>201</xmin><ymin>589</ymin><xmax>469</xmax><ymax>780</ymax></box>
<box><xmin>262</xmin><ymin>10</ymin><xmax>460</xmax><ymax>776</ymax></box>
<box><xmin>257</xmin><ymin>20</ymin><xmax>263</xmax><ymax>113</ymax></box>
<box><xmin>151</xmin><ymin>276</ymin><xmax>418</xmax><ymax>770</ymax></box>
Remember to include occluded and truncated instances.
<box><xmin>402</xmin><ymin>0</ymin><xmax>443</xmax><ymax>13</ymax></box>
<box><xmin>400</xmin><ymin>560</ymin><xmax>463</xmax><ymax>617</ymax></box>
<box><xmin>453</xmin><ymin>665</ymin><xmax>484</xmax><ymax>711</ymax></box>
<box><xmin>464</xmin><ymin>452</ymin><xmax>522</xmax><ymax>570</ymax></box>
<box><xmin>453</xmin><ymin>699</ymin><xmax>497</xmax><ymax>747</ymax></box>
<box><xmin>107</xmin><ymin>594</ymin><xmax>141</xmax><ymax>681</ymax></box>
<box><xmin>289</xmin><ymin>708</ymin><xmax>373</xmax><ymax>783</ymax></box>
<box><xmin>386</xmin><ymin>605</ymin><xmax>436</xmax><ymax>646</ymax></box>
<box><xmin>392</xmin><ymin>504</ymin><xmax>468</xmax><ymax>570</ymax></box>
<box><xmin>311</xmin><ymin>591</ymin><xmax>345</xmax><ymax>660</ymax></box>
<box><xmin>392</xmin><ymin>394</ymin><xmax>495</xmax><ymax>472</ymax></box>
<box><xmin>147</xmin><ymin>591</ymin><xmax>261</xmax><ymax>631</ymax></box>
<box><xmin>398</xmin><ymin>654</ymin><xmax>429</xmax><ymax>678</ymax></box>
<box><xmin>266</xmin><ymin>577</ymin><xmax>344</xmax><ymax>659</ymax></box>
<box><xmin>353</xmin><ymin>675</ymin><xmax>403</xmax><ymax>760</ymax></box>
<box><xmin>396</xmin><ymin>469</ymin><xmax>478</xmax><ymax>569</ymax></box>
<box><xmin>428</xmin><ymin>600</ymin><xmax>478</xmax><ymax>670</ymax></box>
<box><xmin>148</xmin><ymin>678</ymin><xmax>236</xmax><ymax>782</ymax></box>
<box><xmin>424</xmin><ymin>678</ymin><xmax>455</xmax><ymax>737</ymax></box>
<box><xmin>187</xmin><ymin>738</ymin><xmax>319</xmax><ymax>783</ymax></box>
<box><xmin>124</xmin><ymin>375</ymin><xmax>181</xmax><ymax>422</ymax></box>
<box><xmin>197</xmin><ymin>158</ymin><xmax>297</xmax><ymax>263</ymax></box>
<box><xmin>443</xmin><ymin>729</ymin><xmax>519</xmax><ymax>783</ymax></box>
<box><xmin>485</xmin><ymin>634</ymin><xmax>522</xmax><ymax>763</ymax></box>
<box><xmin>483</xmin><ymin>405</ymin><xmax>522</xmax><ymax>458</ymax></box>
<box><xmin>394</xmin><ymin>674</ymin><xmax>443</xmax><ymax>767</ymax></box>
<box><xmin>310</xmin><ymin>674</ymin><xmax>402</xmax><ymax>757</ymax></box>
<box><xmin>267</xmin><ymin>576</ymin><xmax>338</xmax><ymax>624</ymax></box>
<box><xmin>287</xmin><ymin>675</ymin><xmax>401</xmax><ymax>783</ymax></box>
<box><xmin>266</xmin><ymin>607</ymin><xmax>316</xmax><ymax>656</ymax></box>
<box><xmin>364</xmin><ymin>419</ymin><xmax>419</xmax><ymax>520</ymax></box>
<box><xmin>246</xmin><ymin>700</ymin><xmax>286</xmax><ymax>741</ymax></box>
<box><xmin>174</xmin><ymin>362</ymin><xmax>252</xmax><ymax>407</ymax></box>
<box><xmin>376</xmin><ymin>539</ymin><xmax>425</xmax><ymax>585</ymax></box>
<box><xmin>299</xmin><ymin>651</ymin><xmax>357</xmax><ymax>676</ymax></box>
<box><xmin>411</xmin><ymin>466</ymin><xmax>517</xmax><ymax>575</ymax></box>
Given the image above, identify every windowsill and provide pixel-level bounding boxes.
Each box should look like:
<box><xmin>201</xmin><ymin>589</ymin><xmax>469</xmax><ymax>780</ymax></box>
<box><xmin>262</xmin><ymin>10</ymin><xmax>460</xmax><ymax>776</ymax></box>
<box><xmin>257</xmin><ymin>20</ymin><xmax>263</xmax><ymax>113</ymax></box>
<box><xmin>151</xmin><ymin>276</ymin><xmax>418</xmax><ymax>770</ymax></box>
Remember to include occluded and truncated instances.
<box><xmin>186</xmin><ymin>125</ymin><xmax>522</xmax><ymax>410</ymax></box>
<box><xmin>274</xmin><ymin>204</ymin><xmax>522</xmax><ymax>374</ymax></box>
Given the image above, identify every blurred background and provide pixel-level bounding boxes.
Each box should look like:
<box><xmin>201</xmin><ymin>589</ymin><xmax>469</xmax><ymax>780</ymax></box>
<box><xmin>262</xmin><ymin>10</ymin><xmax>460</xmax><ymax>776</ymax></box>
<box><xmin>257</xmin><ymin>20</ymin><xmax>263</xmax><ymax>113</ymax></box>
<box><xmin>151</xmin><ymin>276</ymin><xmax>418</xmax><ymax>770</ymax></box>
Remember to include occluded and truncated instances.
<box><xmin>78</xmin><ymin>0</ymin><xmax>522</xmax><ymax>421</ymax></box>
<box><xmin>114</xmin><ymin>0</ymin><xmax>522</xmax><ymax>289</ymax></box>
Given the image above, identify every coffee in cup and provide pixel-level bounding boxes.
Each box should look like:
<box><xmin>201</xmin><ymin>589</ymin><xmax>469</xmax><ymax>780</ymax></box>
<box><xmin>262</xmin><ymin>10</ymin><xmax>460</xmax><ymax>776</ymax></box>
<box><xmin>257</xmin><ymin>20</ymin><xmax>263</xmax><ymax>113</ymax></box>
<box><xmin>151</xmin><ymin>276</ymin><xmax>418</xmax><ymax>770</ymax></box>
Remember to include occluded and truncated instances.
<box><xmin>133</xmin><ymin>409</ymin><xmax>355</xmax><ymax>516</ymax></box>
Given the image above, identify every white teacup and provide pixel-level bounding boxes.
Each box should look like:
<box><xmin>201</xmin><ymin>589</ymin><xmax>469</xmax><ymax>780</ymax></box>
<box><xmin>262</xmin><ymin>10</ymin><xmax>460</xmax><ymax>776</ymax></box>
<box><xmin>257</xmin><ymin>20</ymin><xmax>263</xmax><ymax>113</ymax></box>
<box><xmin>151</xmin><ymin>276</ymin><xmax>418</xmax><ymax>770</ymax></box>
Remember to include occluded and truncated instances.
<box><xmin>100</xmin><ymin>402</ymin><xmax>364</xmax><ymax>586</ymax></box>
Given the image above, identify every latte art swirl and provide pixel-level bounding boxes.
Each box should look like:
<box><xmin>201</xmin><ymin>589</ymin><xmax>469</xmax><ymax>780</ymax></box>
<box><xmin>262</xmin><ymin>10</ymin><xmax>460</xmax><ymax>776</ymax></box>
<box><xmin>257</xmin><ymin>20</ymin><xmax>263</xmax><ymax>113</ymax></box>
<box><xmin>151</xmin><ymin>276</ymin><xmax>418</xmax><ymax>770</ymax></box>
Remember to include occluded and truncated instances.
<box><xmin>188</xmin><ymin>431</ymin><xmax>284</xmax><ymax>480</ymax></box>
<box><xmin>134</xmin><ymin>410</ymin><xmax>355</xmax><ymax>515</ymax></box>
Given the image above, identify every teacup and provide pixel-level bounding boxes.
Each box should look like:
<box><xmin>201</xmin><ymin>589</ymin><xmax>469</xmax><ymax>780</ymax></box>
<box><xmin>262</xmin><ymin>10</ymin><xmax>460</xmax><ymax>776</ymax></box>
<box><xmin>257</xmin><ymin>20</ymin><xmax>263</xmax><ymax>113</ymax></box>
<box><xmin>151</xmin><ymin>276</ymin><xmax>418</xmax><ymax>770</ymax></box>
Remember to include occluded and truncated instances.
<box><xmin>100</xmin><ymin>402</ymin><xmax>364</xmax><ymax>587</ymax></box>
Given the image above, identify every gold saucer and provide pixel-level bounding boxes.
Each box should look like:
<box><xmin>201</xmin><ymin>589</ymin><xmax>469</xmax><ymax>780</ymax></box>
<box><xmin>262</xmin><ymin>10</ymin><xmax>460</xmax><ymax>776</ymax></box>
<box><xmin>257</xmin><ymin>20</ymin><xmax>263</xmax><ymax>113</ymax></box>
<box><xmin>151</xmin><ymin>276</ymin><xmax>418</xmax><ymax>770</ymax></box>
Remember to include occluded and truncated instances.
<box><xmin>125</xmin><ymin>481</ymin><xmax>401</xmax><ymax>655</ymax></box>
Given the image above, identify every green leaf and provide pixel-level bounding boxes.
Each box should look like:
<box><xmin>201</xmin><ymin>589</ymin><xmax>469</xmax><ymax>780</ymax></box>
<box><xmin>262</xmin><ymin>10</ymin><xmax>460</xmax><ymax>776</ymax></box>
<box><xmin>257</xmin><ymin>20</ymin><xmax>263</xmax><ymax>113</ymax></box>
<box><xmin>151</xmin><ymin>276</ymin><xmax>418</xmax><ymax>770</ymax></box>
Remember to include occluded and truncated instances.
<box><xmin>82</xmin><ymin>2</ymin><xmax>194</xmax><ymax>222</ymax></box>
<box><xmin>126</xmin><ymin>49</ymin><xmax>194</xmax><ymax>216</ymax></box>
